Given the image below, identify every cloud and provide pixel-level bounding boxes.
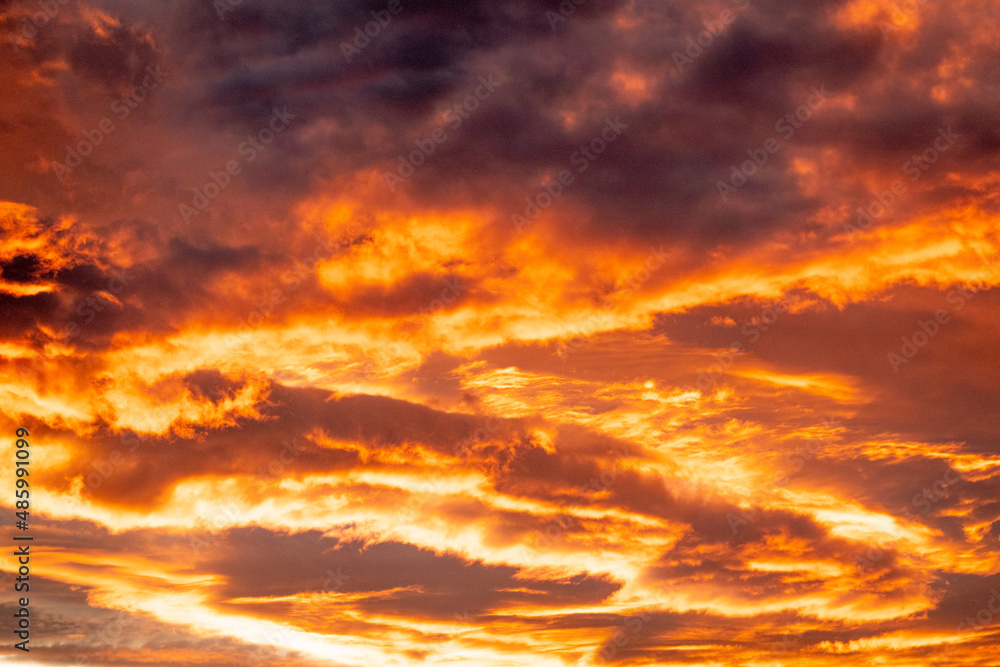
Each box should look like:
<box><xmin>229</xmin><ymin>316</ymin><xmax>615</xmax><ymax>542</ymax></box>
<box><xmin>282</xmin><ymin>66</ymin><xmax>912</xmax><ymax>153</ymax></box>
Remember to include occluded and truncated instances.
<box><xmin>2</xmin><ymin>0</ymin><xmax>1000</xmax><ymax>663</ymax></box>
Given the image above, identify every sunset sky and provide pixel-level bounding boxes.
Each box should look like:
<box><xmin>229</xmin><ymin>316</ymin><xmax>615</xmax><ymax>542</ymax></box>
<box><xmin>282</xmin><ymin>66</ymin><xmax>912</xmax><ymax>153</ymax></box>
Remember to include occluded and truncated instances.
<box><xmin>1</xmin><ymin>0</ymin><xmax>1000</xmax><ymax>664</ymax></box>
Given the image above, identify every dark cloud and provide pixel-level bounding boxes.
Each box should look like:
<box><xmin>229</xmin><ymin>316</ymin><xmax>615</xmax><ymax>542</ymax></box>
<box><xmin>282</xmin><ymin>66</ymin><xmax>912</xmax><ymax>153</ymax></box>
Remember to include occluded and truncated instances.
<box><xmin>0</xmin><ymin>291</ymin><xmax>61</xmax><ymax>337</ymax></box>
<box><xmin>202</xmin><ymin>528</ymin><xmax>620</xmax><ymax>618</ymax></box>
<box><xmin>49</xmin><ymin>381</ymin><xmax>529</xmax><ymax>505</ymax></box>
<box><xmin>0</xmin><ymin>253</ymin><xmax>43</xmax><ymax>282</ymax></box>
<box><xmin>68</xmin><ymin>23</ymin><xmax>159</xmax><ymax>94</ymax></box>
<box><xmin>184</xmin><ymin>368</ymin><xmax>248</xmax><ymax>403</ymax></box>
<box><xmin>652</xmin><ymin>284</ymin><xmax>1000</xmax><ymax>445</ymax></box>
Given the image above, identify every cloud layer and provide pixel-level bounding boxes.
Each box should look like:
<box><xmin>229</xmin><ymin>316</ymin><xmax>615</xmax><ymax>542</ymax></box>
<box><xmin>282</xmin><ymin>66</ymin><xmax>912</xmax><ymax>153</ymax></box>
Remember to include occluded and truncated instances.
<box><xmin>1</xmin><ymin>0</ymin><xmax>999</xmax><ymax>664</ymax></box>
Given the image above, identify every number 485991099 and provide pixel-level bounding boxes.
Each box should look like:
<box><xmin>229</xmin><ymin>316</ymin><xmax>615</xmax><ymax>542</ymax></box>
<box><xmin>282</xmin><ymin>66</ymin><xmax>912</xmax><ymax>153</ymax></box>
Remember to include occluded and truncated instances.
<box><xmin>15</xmin><ymin>428</ymin><xmax>30</xmax><ymax>522</ymax></box>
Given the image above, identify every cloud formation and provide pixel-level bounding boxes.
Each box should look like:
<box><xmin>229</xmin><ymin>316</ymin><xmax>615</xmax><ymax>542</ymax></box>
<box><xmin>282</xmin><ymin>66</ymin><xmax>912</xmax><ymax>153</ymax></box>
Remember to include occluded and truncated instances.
<box><xmin>1</xmin><ymin>0</ymin><xmax>999</xmax><ymax>664</ymax></box>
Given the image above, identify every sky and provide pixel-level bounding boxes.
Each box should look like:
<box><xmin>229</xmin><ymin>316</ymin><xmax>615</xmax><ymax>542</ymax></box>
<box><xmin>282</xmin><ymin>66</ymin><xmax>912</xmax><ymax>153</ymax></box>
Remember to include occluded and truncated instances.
<box><xmin>1</xmin><ymin>0</ymin><xmax>999</xmax><ymax>665</ymax></box>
